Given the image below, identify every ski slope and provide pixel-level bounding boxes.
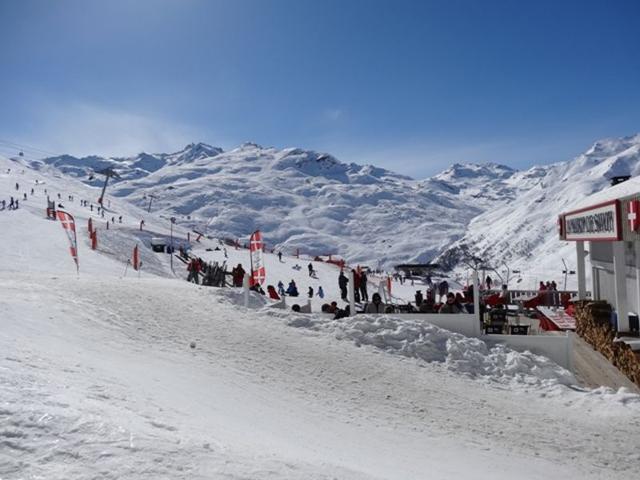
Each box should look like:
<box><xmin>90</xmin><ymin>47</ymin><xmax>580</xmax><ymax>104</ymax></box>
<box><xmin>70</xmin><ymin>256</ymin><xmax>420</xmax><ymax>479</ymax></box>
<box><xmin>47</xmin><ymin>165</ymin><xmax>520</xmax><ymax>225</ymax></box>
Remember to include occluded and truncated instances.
<box><xmin>2</xmin><ymin>155</ymin><xmax>640</xmax><ymax>479</ymax></box>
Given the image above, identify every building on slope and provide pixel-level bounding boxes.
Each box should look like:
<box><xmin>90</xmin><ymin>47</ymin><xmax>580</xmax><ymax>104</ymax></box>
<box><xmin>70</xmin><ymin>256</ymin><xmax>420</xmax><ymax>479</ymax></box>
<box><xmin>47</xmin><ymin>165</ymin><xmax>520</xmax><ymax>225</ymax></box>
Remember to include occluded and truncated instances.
<box><xmin>559</xmin><ymin>176</ymin><xmax>640</xmax><ymax>333</ymax></box>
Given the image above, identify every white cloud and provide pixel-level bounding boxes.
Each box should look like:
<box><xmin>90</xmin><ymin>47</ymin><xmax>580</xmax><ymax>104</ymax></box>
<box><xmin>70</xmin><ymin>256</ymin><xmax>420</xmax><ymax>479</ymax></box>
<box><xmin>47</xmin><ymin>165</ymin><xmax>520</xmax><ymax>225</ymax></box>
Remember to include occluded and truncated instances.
<box><xmin>18</xmin><ymin>101</ymin><xmax>211</xmax><ymax>158</ymax></box>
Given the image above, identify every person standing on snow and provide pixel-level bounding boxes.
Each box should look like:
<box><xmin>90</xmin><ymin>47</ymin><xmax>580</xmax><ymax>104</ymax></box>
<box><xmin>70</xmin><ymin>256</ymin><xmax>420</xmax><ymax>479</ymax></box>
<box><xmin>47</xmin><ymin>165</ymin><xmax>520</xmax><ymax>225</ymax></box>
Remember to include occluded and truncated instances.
<box><xmin>438</xmin><ymin>280</ymin><xmax>449</xmax><ymax>302</ymax></box>
<box><xmin>317</xmin><ymin>286</ymin><xmax>324</xmax><ymax>298</ymax></box>
<box><xmin>338</xmin><ymin>271</ymin><xmax>348</xmax><ymax>301</ymax></box>
<box><xmin>360</xmin><ymin>270</ymin><xmax>369</xmax><ymax>302</ymax></box>
<box><xmin>485</xmin><ymin>275</ymin><xmax>493</xmax><ymax>291</ymax></box>
<box><xmin>308</xmin><ymin>263</ymin><xmax>314</xmax><ymax>277</ymax></box>
<box><xmin>277</xmin><ymin>281</ymin><xmax>285</xmax><ymax>297</ymax></box>
<box><xmin>308</xmin><ymin>286</ymin><xmax>314</xmax><ymax>298</ymax></box>
<box><xmin>278</xmin><ymin>251</ymin><xmax>283</xmax><ymax>262</ymax></box>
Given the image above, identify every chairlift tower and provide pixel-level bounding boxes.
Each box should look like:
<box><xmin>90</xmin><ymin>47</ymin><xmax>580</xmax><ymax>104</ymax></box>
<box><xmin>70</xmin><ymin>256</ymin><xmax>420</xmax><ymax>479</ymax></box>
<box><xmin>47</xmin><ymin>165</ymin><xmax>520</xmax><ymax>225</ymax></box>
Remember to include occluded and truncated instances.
<box><xmin>90</xmin><ymin>167</ymin><xmax>120</xmax><ymax>205</ymax></box>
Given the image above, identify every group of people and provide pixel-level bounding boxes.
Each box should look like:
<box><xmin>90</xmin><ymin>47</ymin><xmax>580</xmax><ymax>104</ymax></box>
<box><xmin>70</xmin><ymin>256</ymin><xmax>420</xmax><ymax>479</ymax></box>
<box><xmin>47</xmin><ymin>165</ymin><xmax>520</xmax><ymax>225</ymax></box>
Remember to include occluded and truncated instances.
<box><xmin>539</xmin><ymin>280</ymin><xmax>558</xmax><ymax>291</ymax></box>
<box><xmin>412</xmin><ymin>288</ymin><xmax>474</xmax><ymax>314</ymax></box>
<box><xmin>337</xmin><ymin>269</ymin><xmax>369</xmax><ymax>302</ymax></box>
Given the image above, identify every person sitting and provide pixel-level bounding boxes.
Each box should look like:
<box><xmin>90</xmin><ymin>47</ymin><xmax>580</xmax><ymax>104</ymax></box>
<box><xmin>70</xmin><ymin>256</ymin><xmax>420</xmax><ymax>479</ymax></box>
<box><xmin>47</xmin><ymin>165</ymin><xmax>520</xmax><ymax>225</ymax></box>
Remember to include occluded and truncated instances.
<box><xmin>365</xmin><ymin>293</ymin><xmax>385</xmax><ymax>314</ymax></box>
<box><xmin>267</xmin><ymin>285</ymin><xmax>280</xmax><ymax>300</ymax></box>
<box><xmin>419</xmin><ymin>295</ymin><xmax>436</xmax><ymax>313</ymax></box>
<box><xmin>286</xmin><ymin>280</ymin><xmax>299</xmax><ymax>297</ymax></box>
<box><xmin>439</xmin><ymin>293</ymin><xmax>462</xmax><ymax>314</ymax></box>
<box><xmin>334</xmin><ymin>305</ymin><xmax>350</xmax><ymax>319</ymax></box>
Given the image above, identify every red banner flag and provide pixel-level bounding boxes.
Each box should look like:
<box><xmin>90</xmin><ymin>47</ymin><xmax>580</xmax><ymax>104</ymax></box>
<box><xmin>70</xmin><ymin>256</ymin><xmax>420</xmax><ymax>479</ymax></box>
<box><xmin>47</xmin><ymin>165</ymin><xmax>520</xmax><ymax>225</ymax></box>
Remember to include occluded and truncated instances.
<box><xmin>56</xmin><ymin>210</ymin><xmax>79</xmax><ymax>272</ymax></box>
<box><xmin>132</xmin><ymin>244</ymin><xmax>140</xmax><ymax>271</ymax></box>
<box><xmin>249</xmin><ymin>230</ymin><xmax>266</xmax><ymax>286</ymax></box>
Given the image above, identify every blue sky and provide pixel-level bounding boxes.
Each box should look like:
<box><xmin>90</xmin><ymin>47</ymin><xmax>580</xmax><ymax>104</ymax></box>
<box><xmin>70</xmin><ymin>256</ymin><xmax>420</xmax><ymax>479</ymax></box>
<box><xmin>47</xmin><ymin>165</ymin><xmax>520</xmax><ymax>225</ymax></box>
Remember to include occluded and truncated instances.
<box><xmin>0</xmin><ymin>0</ymin><xmax>639</xmax><ymax>177</ymax></box>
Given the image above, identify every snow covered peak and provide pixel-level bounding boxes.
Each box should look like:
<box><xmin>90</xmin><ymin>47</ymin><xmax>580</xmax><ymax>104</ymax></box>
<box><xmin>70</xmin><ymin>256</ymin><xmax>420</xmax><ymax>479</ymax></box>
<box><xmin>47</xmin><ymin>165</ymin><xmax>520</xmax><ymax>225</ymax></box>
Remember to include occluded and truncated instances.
<box><xmin>433</xmin><ymin>162</ymin><xmax>515</xmax><ymax>183</ymax></box>
<box><xmin>166</xmin><ymin>142</ymin><xmax>224</xmax><ymax>164</ymax></box>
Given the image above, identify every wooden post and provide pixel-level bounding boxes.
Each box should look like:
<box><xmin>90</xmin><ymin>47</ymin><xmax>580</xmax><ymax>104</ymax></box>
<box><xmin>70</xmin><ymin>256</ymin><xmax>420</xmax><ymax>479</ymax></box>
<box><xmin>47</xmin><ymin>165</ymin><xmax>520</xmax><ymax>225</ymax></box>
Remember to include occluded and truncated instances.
<box><xmin>576</xmin><ymin>240</ymin><xmax>586</xmax><ymax>300</ymax></box>
<box><xmin>613</xmin><ymin>241</ymin><xmax>629</xmax><ymax>332</ymax></box>
<box><xmin>348</xmin><ymin>269</ymin><xmax>356</xmax><ymax>316</ymax></box>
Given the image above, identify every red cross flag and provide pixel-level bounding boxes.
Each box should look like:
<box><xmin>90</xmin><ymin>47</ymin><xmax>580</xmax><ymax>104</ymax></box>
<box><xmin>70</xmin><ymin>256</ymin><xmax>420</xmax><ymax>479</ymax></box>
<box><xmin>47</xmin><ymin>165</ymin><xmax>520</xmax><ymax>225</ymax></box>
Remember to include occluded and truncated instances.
<box><xmin>249</xmin><ymin>230</ymin><xmax>266</xmax><ymax>286</ymax></box>
<box><xmin>628</xmin><ymin>200</ymin><xmax>640</xmax><ymax>232</ymax></box>
<box><xmin>56</xmin><ymin>210</ymin><xmax>79</xmax><ymax>273</ymax></box>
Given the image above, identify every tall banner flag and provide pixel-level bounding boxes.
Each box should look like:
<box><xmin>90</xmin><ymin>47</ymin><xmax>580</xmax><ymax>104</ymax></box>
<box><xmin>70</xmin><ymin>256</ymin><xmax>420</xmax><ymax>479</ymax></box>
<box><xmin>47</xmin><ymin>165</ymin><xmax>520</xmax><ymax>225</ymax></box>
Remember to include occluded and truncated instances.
<box><xmin>132</xmin><ymin>244</ymin><xmax>140</xmax><ymax>271</ymax></box>
<box><xmin>249</xmin><ymin>230</ymin><xmax>266</xmax><ymax>286</ymax></box>
<box><xmin>56</xmin><ymin>210</ymin><xmax>79</xmax><ymax>273</ymax></box>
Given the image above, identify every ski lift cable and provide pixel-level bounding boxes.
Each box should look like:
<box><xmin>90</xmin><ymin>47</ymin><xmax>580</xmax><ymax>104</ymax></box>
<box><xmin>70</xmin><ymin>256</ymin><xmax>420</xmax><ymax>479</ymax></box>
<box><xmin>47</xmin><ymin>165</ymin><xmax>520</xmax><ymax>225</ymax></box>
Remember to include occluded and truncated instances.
<box><xmin>0</xmin><ymin>139</ymin><xmax>61</xmax><ymax>157</ymax></box>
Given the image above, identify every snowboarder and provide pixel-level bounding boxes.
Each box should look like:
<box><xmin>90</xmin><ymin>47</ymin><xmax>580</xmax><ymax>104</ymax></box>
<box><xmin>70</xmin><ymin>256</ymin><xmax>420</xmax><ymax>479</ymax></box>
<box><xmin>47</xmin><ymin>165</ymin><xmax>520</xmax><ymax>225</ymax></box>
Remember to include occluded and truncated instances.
<box><xmin>338</xmin><ymin>271</ymin><xmax>348</xmax><ymax>300</ymax></box>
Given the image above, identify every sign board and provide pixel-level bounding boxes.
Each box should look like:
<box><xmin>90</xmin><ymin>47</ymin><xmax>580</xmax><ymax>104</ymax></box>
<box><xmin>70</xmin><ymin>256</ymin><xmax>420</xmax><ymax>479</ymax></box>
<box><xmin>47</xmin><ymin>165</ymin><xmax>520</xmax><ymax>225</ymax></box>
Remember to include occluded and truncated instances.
<box><xmin>563</xmin><ymin>200</ymin><xmax>621</xmax><ymax>241</ymax></box>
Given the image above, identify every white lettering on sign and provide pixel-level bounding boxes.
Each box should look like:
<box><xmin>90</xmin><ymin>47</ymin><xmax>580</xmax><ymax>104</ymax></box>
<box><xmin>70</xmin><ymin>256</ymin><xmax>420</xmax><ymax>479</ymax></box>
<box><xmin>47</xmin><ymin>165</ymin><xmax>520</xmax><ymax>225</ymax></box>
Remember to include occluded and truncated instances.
<box><xmin>563</xmin><ymin>201</ymin><xmax>620</xmax><ymax>241</ymax></box>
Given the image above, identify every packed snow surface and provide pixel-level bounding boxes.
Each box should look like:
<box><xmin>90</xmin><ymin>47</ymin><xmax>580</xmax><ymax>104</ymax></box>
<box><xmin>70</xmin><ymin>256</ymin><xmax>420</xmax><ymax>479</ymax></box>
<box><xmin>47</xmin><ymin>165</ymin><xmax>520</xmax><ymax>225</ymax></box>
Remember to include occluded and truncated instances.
<box><xmin>2</xmin><ymin>151</ymin><xmax>640</xmax><ymax>478</ymax></box>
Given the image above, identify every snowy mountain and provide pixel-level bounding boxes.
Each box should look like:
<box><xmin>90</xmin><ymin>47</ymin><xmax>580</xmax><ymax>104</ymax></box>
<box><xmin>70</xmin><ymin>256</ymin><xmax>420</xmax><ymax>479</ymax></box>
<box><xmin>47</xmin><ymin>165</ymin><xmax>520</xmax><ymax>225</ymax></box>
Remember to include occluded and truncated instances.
<box><xmin>37</xmin><ymin>134</ymin><xmax>640</xmax><ymax>287</ymax></box>
<box><xmin>437</xmin><ymin>134</ymin><xmax>640</xmax><ymax>288</ymax></box>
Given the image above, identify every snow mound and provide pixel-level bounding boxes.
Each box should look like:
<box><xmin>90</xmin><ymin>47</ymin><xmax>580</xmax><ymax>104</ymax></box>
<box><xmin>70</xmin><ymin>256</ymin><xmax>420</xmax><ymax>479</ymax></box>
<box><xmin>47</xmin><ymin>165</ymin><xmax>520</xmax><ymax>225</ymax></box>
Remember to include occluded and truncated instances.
<box><xmin>270</xmin><ymin>312</ymin><xmax>575</xmax><ymax>387</ymax></box>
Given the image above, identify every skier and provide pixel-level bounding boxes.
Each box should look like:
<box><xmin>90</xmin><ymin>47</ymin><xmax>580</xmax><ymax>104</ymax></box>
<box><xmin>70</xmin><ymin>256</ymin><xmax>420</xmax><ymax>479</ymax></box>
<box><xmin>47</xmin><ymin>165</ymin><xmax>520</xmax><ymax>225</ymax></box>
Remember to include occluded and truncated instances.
<box><xmin>307</xmin><ymin>263</ymin><xmax>314</xmax><ymax>277</ymax></box>
<box><xmin>140</xmin><ymin>219</ymin><xmax>145</xmax><ymax>231</ymax></box>
<box><xmin>23</xmin><ymin>193</ymin><xmax>26</xmax><ymax>201</ymax></box>
<box><xmin>30</xmin><ymin>188</ymin><xmax>34</xmax><ymax>195</ymax></box>
<box><xmin>15</xmin><ymin>182</ymin><xmax>19</xmax><ymax>191</ymax></box>
<box><xmin>308</xmin><ymin>286</ymin><xmax>314</xmax><ymax>298</ymax></box>
<box><xmin>317</xmin><ymin>286</ymin><xmax>324</xmax><ymax>298</ymax></box>
<box><xmin>338</xmin><ymin>270</ymin><xmax>348</xmax><ymax>300</ymax></box>
<box><xmin>278</xmin><ymin>251</ymin><xmax>283</xmax><ymax>262</ymax></box>
<box><xmin>118</xmin><ymin>216</ymin><xmax>122</xmax><ymax>223</ymax></box>
<box><xmin>9</xmin><ymin>197</ymin><xmax>14</xmax><ymax>209</ymax></box>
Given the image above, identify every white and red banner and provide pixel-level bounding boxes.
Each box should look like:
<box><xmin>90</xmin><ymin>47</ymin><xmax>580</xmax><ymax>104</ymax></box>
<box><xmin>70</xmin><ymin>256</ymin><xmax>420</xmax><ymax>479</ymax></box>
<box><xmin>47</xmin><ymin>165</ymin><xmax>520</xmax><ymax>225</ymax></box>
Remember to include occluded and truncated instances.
<box><xmin>628</xmin><ymin>200</ymin><xmax>640</xmax><ymax>232</ymax></box>
<box><xmin>132</xmin><ymin>244</ymin><xmax>140</xmax><ymax>271</ymax></box>
<box><xmin>56</xmin><ymin>210</ymin><xmax>79</xmax><ymax>272</ymax></box>
<box><xmin>249</xmin><ymin>230</ymin><xmax>266</xmax><ymax>286</ymax></box>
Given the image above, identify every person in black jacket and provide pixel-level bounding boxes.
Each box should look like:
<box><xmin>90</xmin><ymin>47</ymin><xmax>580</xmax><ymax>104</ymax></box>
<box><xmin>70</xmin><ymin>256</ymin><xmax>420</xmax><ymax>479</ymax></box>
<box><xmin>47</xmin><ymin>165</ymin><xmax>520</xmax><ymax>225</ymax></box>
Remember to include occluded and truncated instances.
<box><xmin>338</xmin><ymin>271</ymin><xmax>348</xmax><ymax>300</ymax></box>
